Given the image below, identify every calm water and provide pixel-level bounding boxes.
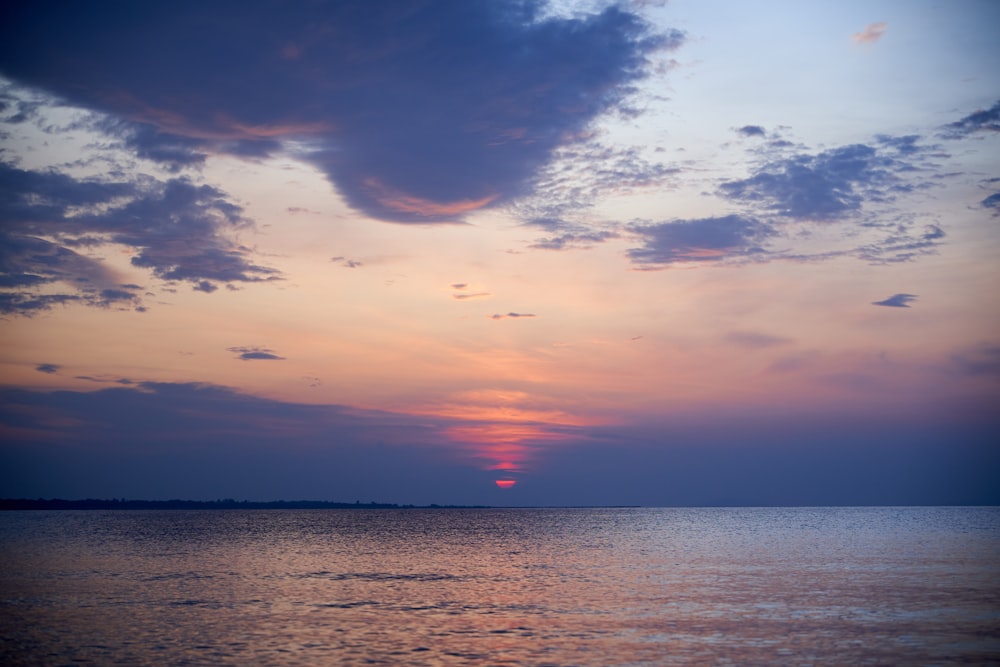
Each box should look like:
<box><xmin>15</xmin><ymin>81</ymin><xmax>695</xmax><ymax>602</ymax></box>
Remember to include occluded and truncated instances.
<box><xmin>1</xmin><ymin>507</ymin><xmax>999</xmax><ymax>666</ymax></box>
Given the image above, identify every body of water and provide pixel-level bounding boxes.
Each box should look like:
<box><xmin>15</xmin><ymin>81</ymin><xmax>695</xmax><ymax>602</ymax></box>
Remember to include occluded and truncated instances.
<box><xmin>1</xmin><ymin>506</ymin><xmax>999</xmax><ymax>665</ymax></box>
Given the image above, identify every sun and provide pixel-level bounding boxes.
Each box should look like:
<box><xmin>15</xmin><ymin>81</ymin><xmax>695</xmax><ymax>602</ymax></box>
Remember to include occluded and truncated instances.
<box><xmin>495</xmin><ymin>480</ymin><xmax>516</xmax><ymax>489</ymax></box>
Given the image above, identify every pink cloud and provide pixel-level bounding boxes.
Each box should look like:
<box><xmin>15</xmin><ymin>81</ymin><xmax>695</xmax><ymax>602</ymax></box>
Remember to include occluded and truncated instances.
<box><xmin>852</xmin><ymin>22</ymin><xmax>887</xmax><ymax>44</ymax></box>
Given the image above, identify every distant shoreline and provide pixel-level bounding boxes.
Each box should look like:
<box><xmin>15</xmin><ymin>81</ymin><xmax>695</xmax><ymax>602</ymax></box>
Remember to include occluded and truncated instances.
<box><xmin>0</xmin><ymin>498</ymin><xmax>490</xmax><ymax>510</ymax></box>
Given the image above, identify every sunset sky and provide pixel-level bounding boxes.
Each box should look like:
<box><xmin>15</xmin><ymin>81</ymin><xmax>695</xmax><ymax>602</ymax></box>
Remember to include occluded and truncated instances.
<box><xmin>1</xmin><ymin>0</ymin><xmax>998</xmax><ymax>506</ymax></box>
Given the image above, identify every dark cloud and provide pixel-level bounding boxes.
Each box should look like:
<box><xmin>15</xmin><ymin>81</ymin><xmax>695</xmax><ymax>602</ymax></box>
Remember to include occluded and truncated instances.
<box><xmin>736</xmin><ymin>125</ymin><xmax>766</xmax><ymax>138</ymax></box>
<box><xmin>982</xmin><ymin>192</ymin><xmax>1000</xmax><ymax>212</ymax></box>
<box><xmin>941</xmin><ymin>100</ymin><xmax>1000</xmax><ymax>138</ymax></box>
<box><xmin>719</xmin><ymin>143</ymin><xmax>911</xmax><ymax>221</ymax></box>
<box><xmin>35</xmin><ymin>363</ymin><xmax>59</xmax><ymax>374</ymax></box>
<box><xmin>489</xmin><ymin>312</ymin><xmax>536</xmax><ymax>320</ymax></box>
<box><xmin>627</xmin><ymin>215</ymin><xmax>775</xmax><ymax>266</ymax></box>
<box><xmin>227</xmin><ymin>346</ymin><xmax>285</xmax><ymax>361</ymax></box>
<box><xmin>0</xmin><ymin>0</ymin><xmax>679</xmax><ymax>223</ymax></box>
<box><xmin>452</xmin><ymin>292</ymin><xmax>491</xmax><ymax>300</ymax></box>
<box><xmin>0</xmin><ymin>162</ymin><xmax>280</xmax><ymax>314</ymax></box>
<box><xmin>871</xmin><ymin>293</ymin><xmax>917</xmax><ymax>308</ymax></box>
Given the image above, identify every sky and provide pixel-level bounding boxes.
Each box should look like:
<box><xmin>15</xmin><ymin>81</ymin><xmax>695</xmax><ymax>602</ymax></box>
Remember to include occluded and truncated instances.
<box><xmin>1</xmin><ymin>0</ymin><xmax>998</xmax><ymax>507</ymax></box>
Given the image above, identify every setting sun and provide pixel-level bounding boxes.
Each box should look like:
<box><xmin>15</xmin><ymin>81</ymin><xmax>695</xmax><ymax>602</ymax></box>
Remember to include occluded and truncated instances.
<box><xmin>495</xmin><ymin>480</ymin><xmax>516</xmax><ymax>489</ymax></box>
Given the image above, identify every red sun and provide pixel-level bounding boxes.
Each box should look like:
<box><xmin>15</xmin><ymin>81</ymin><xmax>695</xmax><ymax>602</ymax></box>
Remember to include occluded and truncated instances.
<box><xmin>495</xmin><ymin>480</ymin><xmax>516</xmax><ymax>489</ymax></box>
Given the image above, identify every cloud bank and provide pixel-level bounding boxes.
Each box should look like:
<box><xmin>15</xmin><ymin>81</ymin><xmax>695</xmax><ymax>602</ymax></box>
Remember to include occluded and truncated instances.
<box><xmin>1</xmin><ymin>382</ymin><xmax>996</xmax><ymax>506</ymax></box>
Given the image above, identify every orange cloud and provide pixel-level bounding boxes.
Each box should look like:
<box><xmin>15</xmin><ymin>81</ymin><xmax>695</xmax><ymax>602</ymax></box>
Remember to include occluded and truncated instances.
<box><xmin>364</xmin><ymin>178</ymin><xmax>498</xmax><ymax>217</ymax></box>
<box><xmin>100</xmin><ymin>91</ymin><xmax>331</xmax><ymax>140</ymax></box>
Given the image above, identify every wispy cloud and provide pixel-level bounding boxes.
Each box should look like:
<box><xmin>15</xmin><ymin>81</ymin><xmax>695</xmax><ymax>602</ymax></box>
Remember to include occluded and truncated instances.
<box><xmin>332</xmin><ymin>256</ymin><xmax>363</xmax><ymax>269</ymax></box>
<box><xmin>871</xmin><ymin>293</ymin><xmax>917</xmax><ymax>308</ymax></box>
<box><xmin>725</xmin><ymin>331</ymin><xmax>792</xmax><ymax>348</ymax></box>
<box><xmin>951</xmin><ymin>344</ymin><xmax>1000</xmax><ymax>377</ymax></box>
<box><xmin>517</xmin><ymin>140</ymin><xmax>681</xmax><ymax>233</ymax></box>
<box><xmin>35</xmin><ymin>363</ymin><xmax>60</xmax><ymax>374</ymax></box>
<box><xmin>852</xmin><ymin>22</ymin><xmax>887</xmax><ymax>45</ymax></box>
<box><xmin>489</xmin><ymin>312</ymin><xmax>536</xmax><ymax>320</ymax></box>
<box><xmin>940</xmin><ymin>100</ymin><xmax>1000</xmax><ymax>138</ymax></box>
<box><xmin>451</xmin><ymin>284</ymin><xmax>491</xmax><ymax>300</ymax></box>
<box><xmin>530</xmin><ymin>230</ymin><xmax>619</xmax><ymax>251</ymax></box>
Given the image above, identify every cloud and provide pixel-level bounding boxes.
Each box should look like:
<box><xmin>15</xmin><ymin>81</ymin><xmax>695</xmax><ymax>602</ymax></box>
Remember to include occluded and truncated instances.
<box><xmin>452</xmin><ymin>292</ymin><xmax>491</xmax><ymax>300</ymax></box>
<box><xmin>0</xmin><ymin>1</ymin><xmax>679</xmax><ymax>223</ymax></box>
<box><xmin>530</xmin><ymin>230</ymin><xmax>619</xmax><ymax>251</ymax></box>
<box><xmin>736</xmin><ymin>125</ymin><xmax>766</xmax><ymax>138</ymax></box>
<box><xmin>725</xmin><ymin>331</ymin><xmax>792</xmax><ymax>348</ymax></box>
<box><xmin>719</xmin><ymin>143</ymin><xmax>909</xmax><ymax>221</ymax></box>
<box><xmin>1</xmin><ymin>381</ymin><xmax>996</xmax><ymax>505</ymax></box>
<box><xmin>0</xmin><ymin>381</ymin><xmax>480</xmax><ymax>503</ymax></box>
<box><xmin>516</xmin><ymin>139</ymin><xmax>680</xmax><ymax>233</ymax></box>
<box><xmin>332</xmin><ymin>257</ymin><xmax>363</xmax><ymax>268</ymax></box>
<box><xmin>35</xmin><ymin>363</ymin><xmax>59</xmax><ymax>374</ymax></box>
<box><xmin>854</xmin><ymin>225</ymin><xmax>945</xmax><ymax>264</ymax></box>
<box><xmin>489</xmin><ymin>312</ymin><xmax>537</xmax><ymax>320</ymax></box>
<box><xmin>227</xmin><ymin>346</ymin><xmax>286</xmax><ymax>361</ymax></box>
<box><xmin>627</xmin><ymin>215</ymin><xmax>775</xmax><ymax>266</ymax></box>
<box><xmin>871</xmin><ymin>293</ymin><xmax>917</xmax><ymax>308</ymax></box>
<box><xmin>940</xmin><ymin>100</ymin><xmax>1000</xmax><ymax>138</ymax></box>
<box><xmin>74</xmin><ymin>375</ymin><xmax>135</xmax><ymax>385</ymax></box>
<box><xmin>852</xmin><ymin>22</ymin><xmax>887</xmax><ymax>44</ymax></box>
<box><xmin>0</xmin><ymin>161</ymin><xmax>280</xmax><ymax>314</ymax></box>
<box><xmin>981</xmin><ymin>192</ymin><xmax>1000</xmax><ymax>213</ymax></box>
<box><xmin>951</xmin><ymin>344</ymin><xmax>1000</xmax><ymax>377</ymax></box>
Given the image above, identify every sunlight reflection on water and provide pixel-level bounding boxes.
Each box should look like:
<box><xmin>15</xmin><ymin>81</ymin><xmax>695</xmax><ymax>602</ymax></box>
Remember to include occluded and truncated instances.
<box><xmin>1</xmin><ymin>507</ymin><xmax>999</xmax><ymax>665</ymax></box>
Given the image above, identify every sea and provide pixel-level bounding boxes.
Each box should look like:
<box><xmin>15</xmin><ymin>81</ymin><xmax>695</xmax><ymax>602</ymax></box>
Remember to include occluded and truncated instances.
<box><xmin>1</xmin><ymin>507</ymin><xmax>998</xmax><ymax>666</ymax></box>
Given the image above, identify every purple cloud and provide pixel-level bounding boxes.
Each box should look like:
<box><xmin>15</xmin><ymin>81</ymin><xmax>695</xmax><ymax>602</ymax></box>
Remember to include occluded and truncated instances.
<box><xmin>0</xmin><ymin>162</ymin><xmax>280</xmax><ymax>314</ymax></box>
<box><xmin>941</xmin><ymin>99</ymin><xmax>1000</xmax><ymax>138</ymax></box>
<box><xmin>627</xmin><ymin>215</ymin><xmax>775</xmax><ymax>267</ymax></box>
<box><xmin>871</xmin><ymin>293</ymin><xmax>917</xmax><ymax>308</ymax></box>
<box><xmin>736</xmin><ymin>125</ymin><xmax>766</xmax><ymax>138</ymax></box>
<box><xmin>227</xmin><ymin>346</ymin><xmax>286</xmax><ymax>361</ymax></box>
<box><xmin>719</xmin><ymin>144</ymin><xmax>904</xmax><ymax>221</ymax></box>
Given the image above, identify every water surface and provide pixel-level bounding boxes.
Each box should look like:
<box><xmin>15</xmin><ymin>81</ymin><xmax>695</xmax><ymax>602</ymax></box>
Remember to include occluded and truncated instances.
<box><xmin>2</xmin><ymin>507</ymin><xmax>998</xmax><ymax>665</ymax></box>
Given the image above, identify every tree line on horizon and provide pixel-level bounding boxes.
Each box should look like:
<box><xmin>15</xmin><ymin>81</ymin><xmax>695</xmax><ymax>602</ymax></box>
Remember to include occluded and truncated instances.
<box><xmin>0</xmin><ymin>498</ymin><xmax>489</xmax><ymax>510</ymax></box>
